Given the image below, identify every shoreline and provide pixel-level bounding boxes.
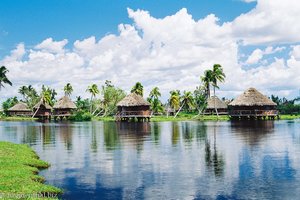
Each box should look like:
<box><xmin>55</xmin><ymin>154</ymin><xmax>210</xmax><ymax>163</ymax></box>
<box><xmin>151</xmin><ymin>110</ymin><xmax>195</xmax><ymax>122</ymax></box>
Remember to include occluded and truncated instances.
<box><xmin>0</xmin><ymin>141</ymin><xmax>62</xmax><ymax>198</ymax></box>
<box><xmin>0</xmin><ymin>114</ymin><xmax>299</xmax><ymax>122</ymax></box>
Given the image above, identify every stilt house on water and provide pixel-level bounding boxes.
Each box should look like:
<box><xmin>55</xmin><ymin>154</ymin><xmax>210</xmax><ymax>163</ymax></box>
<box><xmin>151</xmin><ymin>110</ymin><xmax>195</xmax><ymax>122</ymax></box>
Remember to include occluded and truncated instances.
<box><xmin>204</xmin><ymin>96</ymin><xmax>228</xmax><ymax>115</ymax></box>
<box><xmin>228</xmin><ymin>88</ymin><xmax>279</xmax><ymax>120</ymax></box>
<box><xmin>115</xmin><ymin>93</ymin><xmax>151</xmax><ymax>122</ymax></box>
<box><xmin>53</xmin><ymin>96</ymin><xmax>77</xmax><ymax>120</ymax></box>
<box><xmin>32</xmin><ymin>99</ymin><xmax>52</xmax><ymax>119</ymax></box>
<box><xmin>7</xmin><ymin>102</ymin><xmax>32</xmax><ymax>116</ymax></box>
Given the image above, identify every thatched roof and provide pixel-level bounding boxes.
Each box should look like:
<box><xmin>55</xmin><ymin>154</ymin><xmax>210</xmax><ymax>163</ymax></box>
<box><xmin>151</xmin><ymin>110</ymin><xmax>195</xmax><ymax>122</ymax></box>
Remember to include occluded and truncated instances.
<box><xmin>8</xmin><ymin>102</ymin><xmax>31</xmax><ymax>111</ymax></box>
<box><xmin>229</xmin><ymin>88</ymin><xmax>276</xmax><ymax>106</ymax></box>
<box><xmin>206</xmin><ymin>96</ymin><xmax>227</xmax><ymax>109</ymax></box>
<box><xmin>117</xmin><ymin>93</ymin><xmax>150</xmax><ymax>107</ymax></box>
<box><xmin>53</xmin><ymin>96</ymin><xmax>77</xmax><ymax>109</ymax></box>
<box><xmin>33</xmin><ymin>99</ymin><xmax>52</xmax><ymax>110</ymax></box>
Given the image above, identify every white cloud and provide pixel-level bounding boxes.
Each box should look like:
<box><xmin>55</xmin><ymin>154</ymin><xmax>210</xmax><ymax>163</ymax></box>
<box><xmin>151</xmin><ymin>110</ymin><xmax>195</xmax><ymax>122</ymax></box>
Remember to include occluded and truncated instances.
<box><xmin>35</xmin><ymin>38</ymin><xmax>68</xmax><ymax>54</ymax></box>
<box><xmin>290</xmin><ymin>45</ymin><xmax>300</xmax><ymax>60</ymax></box>
<box><xmin>1</xmin><ymin>2</ymin><xmax>300</xmax><ymax>103</ymax></box>
<box><xmin>245</xmin><ymin>46</ymin><xmax>285</xmax><ymax>65</ymax></box>
<box><xmin>242</xmin><ymin>0</ymin><xmax>257</xmax><ymax>2</ymax></box>
<box><xmin>232</xmin><ymin>0</ymin><xmax>300</xmax><ymax>45</ymax></box>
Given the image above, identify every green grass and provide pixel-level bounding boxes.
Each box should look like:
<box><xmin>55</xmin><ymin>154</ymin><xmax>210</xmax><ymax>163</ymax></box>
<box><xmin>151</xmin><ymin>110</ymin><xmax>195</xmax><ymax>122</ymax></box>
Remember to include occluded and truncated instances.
<box><xmin>92</xmin><ymin>116</ymin><xmax>115</xmax><ymax>121</ymax></box>
<box><xmin>93</xmin><ymin>113</ymin><xmax>299</xmax><ymax>122</ymax></box>
<box><xmin>0</xmin><ymin>142</ymin><xmax>62</xmax><ymax>199</ymax></box>
<box><xmin>279</xmin><ymin>114</ymin><xmax>300</xmax><ymax>120</ymax></box>
<box><xmin>0</xmin><ymin>116</ymin><xmax>37</xmax><ymax>121</ymax></box>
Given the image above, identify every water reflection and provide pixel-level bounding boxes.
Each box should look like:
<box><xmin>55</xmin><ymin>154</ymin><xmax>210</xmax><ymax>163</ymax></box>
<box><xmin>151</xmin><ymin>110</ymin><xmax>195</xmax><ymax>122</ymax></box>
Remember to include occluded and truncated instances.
<box><xmin>0</xmin><ymin>120</ymin><xmax>300</xmax><ymax>199</ymax></box>
<box><xmin>231</xmin><ymin>120</ymin><xmax>275</xmax><ymax>146</ymax></box>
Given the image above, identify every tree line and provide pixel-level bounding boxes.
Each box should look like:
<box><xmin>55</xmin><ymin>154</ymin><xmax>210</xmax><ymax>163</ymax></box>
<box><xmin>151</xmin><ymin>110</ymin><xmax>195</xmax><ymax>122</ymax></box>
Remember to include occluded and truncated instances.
<box><xmin>0</xmin><ymin>64</ymin><xmax>226</xmax><ymax>118</ymax></box>
<box><xmin>1</xmin><ymin>64</ymin><xmax>299</xmax><ymax>118</ymax></box>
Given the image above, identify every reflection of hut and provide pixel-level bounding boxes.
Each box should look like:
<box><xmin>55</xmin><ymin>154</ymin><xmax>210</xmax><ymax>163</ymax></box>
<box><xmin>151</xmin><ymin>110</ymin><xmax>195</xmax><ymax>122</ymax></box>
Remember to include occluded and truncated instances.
<box><xmin>7</xmin><ymin>102</ymin><xmax>32</xmax><ymax>116</ymax></box>
<box><xmin>228</xmin><ymin>88</ymin><xmax>278</xmax><ymax>120</ymax></box>
<box><xmin>231</xmin><ymin>120</ymin><xmax>274</xmax><ymax>145</ymax></box>
<box><xmin>32</xmin><ymin>99</ymin><xmax>52</xmax><ymax>119</ymax></box>
<box><xmin>53</xmin><ymin>96</ymin><xmax>77</xmax><ymax>120</ymax></box>
<box><xmin>204</xmin><ymin>96</ymin><xmax>228</xmax><ymax>115</ymax></box>
<box><xmin>115</xmin><ymin>93</ymin><xmax>151</xmax><ymax>122</ymax></box>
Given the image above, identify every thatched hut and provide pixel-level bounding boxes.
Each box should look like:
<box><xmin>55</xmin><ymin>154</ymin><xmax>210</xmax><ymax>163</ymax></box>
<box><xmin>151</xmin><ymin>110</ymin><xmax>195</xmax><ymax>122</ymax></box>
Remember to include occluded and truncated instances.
<box><xmin>228</xmin><ymin>88</ymin><xmax>278</xmax><ymax>119</ymax></box>
<box><xmin>53</xmin><ymin>96</ymin><xmax>77</xmax><ymax>119</ymax></box>
<box><xmin>32</xmin><ymin>99</ymin><xmax>52</xmax><ymax>119</ymax></box>
<box><xmin>204</xmin><ymin>96</ymin><xmax>228</xmax><ymax>115</ymax></box>
<box><xmin>7</xmin><ymin>102</ymin><xmax>32</xmax><ymax>116</ymax></box>
<box><xmin>116</xmin><ymin>93</ymin><xmax>151</xmax><ymax>121</ymax></box>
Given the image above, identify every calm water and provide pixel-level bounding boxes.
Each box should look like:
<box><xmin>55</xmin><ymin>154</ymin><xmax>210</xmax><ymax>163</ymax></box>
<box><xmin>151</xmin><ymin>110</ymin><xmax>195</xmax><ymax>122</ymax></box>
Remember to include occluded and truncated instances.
<box><xmin>0</xmin><ymin>120</ymin><xmax>300</xmax><ymax>199</ymax></box>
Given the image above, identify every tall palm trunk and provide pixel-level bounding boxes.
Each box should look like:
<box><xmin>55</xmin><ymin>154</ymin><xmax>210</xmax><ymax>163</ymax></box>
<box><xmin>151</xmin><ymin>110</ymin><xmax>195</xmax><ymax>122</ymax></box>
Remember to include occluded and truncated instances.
<box><xmin>90</xmin><ymin>96</ymin><xmax>93</xmax><ymax>113</ymax></box>
<box><xmin>213</xmin><ymin>86</ymin><xmax>219</xmax><ymax>118</ymax></box>
<box><xmin>174</xmin><ymin>101</ymin><xmax>185</xmax><ymax>118</ymax></box>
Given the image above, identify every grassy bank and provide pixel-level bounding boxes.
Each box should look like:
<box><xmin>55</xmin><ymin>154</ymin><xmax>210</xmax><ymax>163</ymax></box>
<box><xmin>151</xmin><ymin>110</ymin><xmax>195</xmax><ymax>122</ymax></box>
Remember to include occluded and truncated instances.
<box><xmin>93</xmin><ymin>113</ymin><xmax>299</xmax><ymax>122</ymax></box>
<box><xmin>0</xmin><ymin>116</ymin><xmax>37</xmax><ymax>121</ymax></box>
<box><xmin>0</xmin><ymin>141</ymin><xmax>62</xmax><ymax>199</ymax></box>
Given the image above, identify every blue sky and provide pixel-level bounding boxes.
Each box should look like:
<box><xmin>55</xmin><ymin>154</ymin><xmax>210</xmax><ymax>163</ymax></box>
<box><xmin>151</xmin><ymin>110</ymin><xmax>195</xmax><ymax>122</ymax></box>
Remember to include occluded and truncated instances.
<box><xmin>0</xmin><ymin>0</ymin><xmax>256</xmax><ymax>58</ymax></box>
<box><xmin>1</xmin><ymin>0</ymin><xmax>300</xmax><ymax>102</ymax></box>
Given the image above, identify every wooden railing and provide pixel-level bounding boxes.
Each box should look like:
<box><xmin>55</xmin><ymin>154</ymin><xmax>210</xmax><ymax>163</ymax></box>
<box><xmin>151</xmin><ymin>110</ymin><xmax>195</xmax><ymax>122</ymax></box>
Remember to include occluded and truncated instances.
<box><xmin>116</xmin><ymin>111</ymin><xmax>152</xmax><ymax>117</ymax></box>
<box><xmin>229</xmin><ymin>110</ymin><xmax>279</xmax><ymax>116</ymax></box>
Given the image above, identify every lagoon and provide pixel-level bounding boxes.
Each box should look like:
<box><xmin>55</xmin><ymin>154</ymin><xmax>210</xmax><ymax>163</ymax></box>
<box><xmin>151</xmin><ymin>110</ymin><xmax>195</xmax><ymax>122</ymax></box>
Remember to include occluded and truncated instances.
<box><xmin>0</xmin><ymin>120</ymin><xmax>300</xmax><ymax>199</ymax></box>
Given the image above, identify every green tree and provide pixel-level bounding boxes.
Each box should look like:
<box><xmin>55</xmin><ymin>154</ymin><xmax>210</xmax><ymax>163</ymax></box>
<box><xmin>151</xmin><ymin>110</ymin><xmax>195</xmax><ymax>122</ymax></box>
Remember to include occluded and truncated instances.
<box><xmin>0</xmin><ymin>66</ymin><xmax>12</xmax><ymax>91</ymax></box>
<box><xmin>194</xmin><ymin>86</ymin><xmax>208</xmax><ymax>116</ymax></box>
<box><xmin>2</xmin><ymin>97</ymin><xmax>18</xmax><ymax>114</ymax></box>
<box><xmin>19</xmin><ymin>86</ymin><xmax>28</xmax><ymax>101</ymax></box>
<box><xmin>41</xmin><ymin>85</ymin><xmax>57</xmax><ymax>106</ymax></box>
<box><xmin>95</xmin><ymin>81</ymin><xmax>126</xmax><ymax>116</ymax></box>
<box><xmin>174</xmin><ymin>91</ymin><xmax>194</xmax><ymax>118</ymax></box>
<box><xmin>211</xmin><ymin>64</ymin><xmax>226</xmax><ymax>117</ymax></box>
<box><xmin>64</xmin><ymin>83</ymin><xmax>73</xmax><ymax>97</ymax></box>
<box><xmin>147</xmin><ymin>87</ymin><xmax>164</xmax><ymax>114</ymax></box>
<box><xmin>200</xmin><ymin>69</ymin><xmax>213</xmax><ymax>98</ymax></box>
<box><xmin>169</xmin><ymin>90</ymin><xmax>180</xmax><ymax>112</ymax></box>
<box><xmin>131</xmin><ymin>82</ymin><xmax>144</xmax><ymax>96</ymax></box>
<box><xmin>86</xmin><ymin>84</ymin><xmax>99</xmax><ymax>113</ymax></box>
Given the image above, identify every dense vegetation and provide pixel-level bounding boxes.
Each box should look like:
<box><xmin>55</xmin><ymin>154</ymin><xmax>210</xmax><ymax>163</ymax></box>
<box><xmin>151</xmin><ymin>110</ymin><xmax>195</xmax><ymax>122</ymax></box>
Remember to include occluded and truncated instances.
<box><xmin>1</xmin><ymin>64</ymin><xmax>300</xmax><ymax>120</ymax></box>
<box><xmin>271</xmin><ymin>95</ymin><xmax>300</xmax><ymax>115</ymax></box>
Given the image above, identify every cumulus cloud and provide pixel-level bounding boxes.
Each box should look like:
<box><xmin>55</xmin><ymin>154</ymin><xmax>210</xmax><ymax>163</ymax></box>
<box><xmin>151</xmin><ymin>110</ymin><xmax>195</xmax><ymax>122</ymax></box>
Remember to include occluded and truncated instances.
<box><xmin>232</xmin><ymin>0</ymin><xmax>300</xmax><ymax>45</ymax></box>
<box><xmin>245</xmin><ymin>46</ymin><xmax>285</xmax><ymax>65</ymax></box>
<box><xmin>1</xmin><ymin>0</ymin><xmax>300</xmax><ymax>103</ymax></box>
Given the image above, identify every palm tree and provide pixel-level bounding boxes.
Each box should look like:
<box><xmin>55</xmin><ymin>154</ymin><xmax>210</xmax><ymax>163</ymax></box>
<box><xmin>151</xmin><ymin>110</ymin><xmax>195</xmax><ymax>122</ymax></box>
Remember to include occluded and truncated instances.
<box><xmin>64</xmin><ymin>83</ymin><xmax>73</xmax><ymax>97</ymax></box>
<box><xmin>149</xmin><ymin>87</ymin><xmax>161</xmax><ymax>99</ymax></box>
<box><xmin>174</xmin><ymin>91</ymin><xmax>194</xmax><ymax>118</ymax></box>
<box><xmin>148</xmin><ymin>87</ymin><xmax>163</xmax><ymax>114</ymax></box>
<box><xmin>0</xmin><ymin>66</ymin><xmax>12</xmax><ymax>91</ymax></box>
<box><xmin>131</xmin><ymin>82</ymin><xmax>144</xmax><ymax>96</ymax></box>
<box><xmin>19</xmin><ymin>86</ymin><xmax>28</xmax><ymax>101</ymax></box>
<box><xmin>169</xmin><ymin>90</ymin><xmax>180</xmax><ymax>113</ymax></box>
<box><xmin>86</xmin><ymin>84</ymin><xmax>99</xmax><ymax>113</ymax></box>
<box><xmin>200</xmin><ymin>69</ymin><xmax>213</xmax><ymax>98</ymax></box>
<box><xmin>211</xmin><ymin>64</ymin><xmax>226</xmax><ymax>117</ymax></box>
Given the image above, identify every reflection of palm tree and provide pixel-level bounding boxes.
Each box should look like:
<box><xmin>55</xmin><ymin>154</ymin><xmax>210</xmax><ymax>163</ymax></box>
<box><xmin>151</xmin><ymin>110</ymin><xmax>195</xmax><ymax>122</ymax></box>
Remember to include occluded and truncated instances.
<box><xmin>204</xmin><ymin>125</ymin><xmax>225</xmax><ymax>177</ymax></box>
<box><xmin>91</xmin><ymin>127</ymin><xmax>98</xmax><ymax>152</ymax></box>
<box><xmin>152</xmin><ymin>123</ymin><xmax>161</xmax><ymax>144</ymax></box>
<box><xmin>182</xmin><ymin>122</ymin><xmax>193</xmax><ymax>143</ymax></box>
<box><xmin>103</xmin><ymin>122</ymin><xmax>119</xmax><ymax>151</ymax></box>
<box><xmin>172</xmin><ymin>122</ymin><xmax>180</xmax><ymax>145</ymax></box>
